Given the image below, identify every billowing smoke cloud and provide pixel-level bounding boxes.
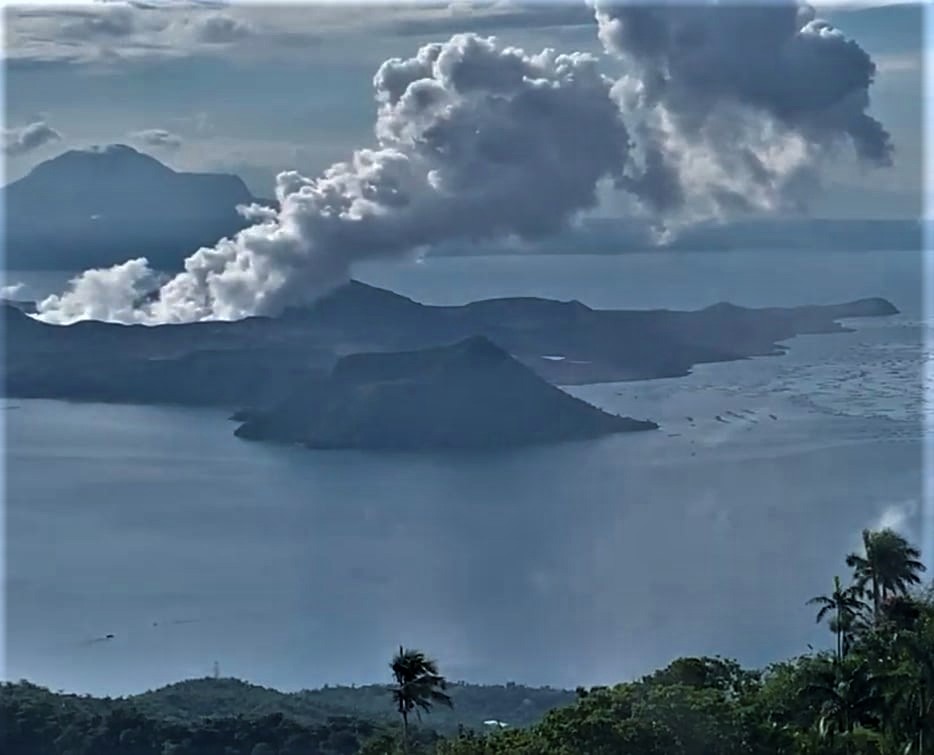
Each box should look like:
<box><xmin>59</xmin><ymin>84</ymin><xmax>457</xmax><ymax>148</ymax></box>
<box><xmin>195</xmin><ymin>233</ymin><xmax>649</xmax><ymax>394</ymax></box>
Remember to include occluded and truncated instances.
<box><xmin>592</xmin><ymin>0</ymin><xmax>891</xmax><ymax>221</ymax></box>
<box><xmin>38</xmin><ymin>33</ymin><xmax>631</xmax><ymax>323</ymax></box>
<box><xmin>35</xmin><ymin>3</ymin><xmax>893</xmax><ymax>325</ymax></box>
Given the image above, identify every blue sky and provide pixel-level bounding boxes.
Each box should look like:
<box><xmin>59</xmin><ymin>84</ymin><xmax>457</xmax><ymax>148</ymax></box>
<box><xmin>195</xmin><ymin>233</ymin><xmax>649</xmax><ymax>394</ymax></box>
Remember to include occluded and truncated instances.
<box><xmin>2</xmin><ymin>1</ymin><xmax>925</xmax><ymax>218</ymax></box>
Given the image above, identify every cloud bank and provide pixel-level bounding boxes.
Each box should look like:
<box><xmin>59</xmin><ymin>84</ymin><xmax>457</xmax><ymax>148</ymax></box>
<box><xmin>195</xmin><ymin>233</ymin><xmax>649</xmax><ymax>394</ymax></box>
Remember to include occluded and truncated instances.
<box><xmin>35</xmin><ymin>2</ymin><xmax>893</xmax><ymax>325</ymax></box>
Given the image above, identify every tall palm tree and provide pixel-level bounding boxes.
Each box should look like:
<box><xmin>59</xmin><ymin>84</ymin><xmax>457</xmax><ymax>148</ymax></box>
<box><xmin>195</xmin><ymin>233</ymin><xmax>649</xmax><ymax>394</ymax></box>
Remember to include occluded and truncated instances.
<box><xmin>846</xmin><ymin>529</ymin><xmax>926</xmax><ymax>623</ymax></box>
<box><xmin>390</xmin><ymin>646</ymin><xmax>453</xmax><ymax>754</ymax></box>
<box><xmin>808</xmin><ymin>576</ymin><xmax>866</xmax><ymax>661</ymax></box>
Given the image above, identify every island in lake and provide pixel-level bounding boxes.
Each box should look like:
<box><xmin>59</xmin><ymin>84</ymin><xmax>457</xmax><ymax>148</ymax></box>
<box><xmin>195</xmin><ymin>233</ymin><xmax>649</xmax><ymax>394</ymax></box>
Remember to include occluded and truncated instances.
<box><xmin>2</xmin><ymin>282</ymin><xmax>898</xmax><ymax>450</ymax></box>
<box><xmin>234</xmin><ymin>335</ymin><xmax>657</xmax><ymax>449</ymax></box>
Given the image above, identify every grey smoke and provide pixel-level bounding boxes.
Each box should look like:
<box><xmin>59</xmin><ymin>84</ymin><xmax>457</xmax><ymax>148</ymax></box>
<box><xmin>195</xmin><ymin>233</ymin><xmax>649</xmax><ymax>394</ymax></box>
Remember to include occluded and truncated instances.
<box><xmin>4</xmin><ymin>121</ymin><xmax>62</xmax><ymax>156</ymax></box>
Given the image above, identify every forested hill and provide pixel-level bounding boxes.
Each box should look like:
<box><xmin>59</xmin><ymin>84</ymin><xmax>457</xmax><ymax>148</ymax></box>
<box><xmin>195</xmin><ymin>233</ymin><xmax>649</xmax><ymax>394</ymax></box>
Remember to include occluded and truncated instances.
<box><xmin>129</xmin><ymin>678</ymin><xmax>574</xmax><ymax>732</ymax></box>
<box><xmin>0</xmin><ymin>677</ymin><xmax>573</xmax><ymax>741</ymax></box>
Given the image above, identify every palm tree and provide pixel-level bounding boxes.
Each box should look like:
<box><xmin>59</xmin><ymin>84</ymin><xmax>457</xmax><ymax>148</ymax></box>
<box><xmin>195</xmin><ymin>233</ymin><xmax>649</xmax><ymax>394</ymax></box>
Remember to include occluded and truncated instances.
<box><xmin>390</xmin><ymin>646</ymin><xmax>453</xmax><ymax>754</ymax></box>
<box><xmin>846</xmin><ymin>529</ymin><xmax>926</xmax><ymax>623</ymax></box>
<box><xmin>808</xmin><ymin>576</ymin><xmax>866</xmax><ymax>661</ymax></box>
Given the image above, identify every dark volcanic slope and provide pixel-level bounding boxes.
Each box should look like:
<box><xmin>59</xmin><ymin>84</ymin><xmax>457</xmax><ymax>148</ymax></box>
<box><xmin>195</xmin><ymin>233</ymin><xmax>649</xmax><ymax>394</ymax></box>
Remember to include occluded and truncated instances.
<box><xmin>3</xmin><ymin>282</ymin><xmax>898</xmax><ymax>410</ymax></box>
<box><xmin>234</xmin><ymin>336</ymin><xmax>656</xmax><ymax>450</ymax></box>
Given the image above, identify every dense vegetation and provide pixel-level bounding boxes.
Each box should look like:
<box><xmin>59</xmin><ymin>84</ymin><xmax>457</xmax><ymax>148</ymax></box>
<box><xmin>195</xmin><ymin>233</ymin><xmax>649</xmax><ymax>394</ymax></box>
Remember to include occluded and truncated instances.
<box><xmin>4</xmin><ymin>677</ymin><xmax>571</xmax><ymax>733</ymax></box>
<box><xmin>3</xmin><ymin>528</ymin><xmax>931</xmax><ymax>754</ymax></box>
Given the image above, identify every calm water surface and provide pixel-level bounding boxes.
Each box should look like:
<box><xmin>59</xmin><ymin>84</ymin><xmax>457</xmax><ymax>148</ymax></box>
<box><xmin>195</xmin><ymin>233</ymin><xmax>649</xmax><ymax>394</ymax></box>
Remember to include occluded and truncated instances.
<box><xmin>3</xmin><ymin>250</ymin><xmax>929</xmax><ymax>695</ymax></box>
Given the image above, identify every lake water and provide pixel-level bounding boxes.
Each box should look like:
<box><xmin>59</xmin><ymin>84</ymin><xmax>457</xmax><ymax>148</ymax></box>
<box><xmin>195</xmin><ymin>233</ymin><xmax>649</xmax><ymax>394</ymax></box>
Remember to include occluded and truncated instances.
<box><xmin>3</xmin><ymin>249</ymin><xmax>931</xmax><ymax>696</ymax></box>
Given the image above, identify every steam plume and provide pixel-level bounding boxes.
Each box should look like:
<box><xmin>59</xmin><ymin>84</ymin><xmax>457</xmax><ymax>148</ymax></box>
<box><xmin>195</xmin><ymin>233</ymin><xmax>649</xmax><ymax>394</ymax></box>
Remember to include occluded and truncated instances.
<box><xmin>35</xmin><ymin>3</ymin><xmax>893</xmax><ymax>325</ymax></box>
<box><xmin>38</xmin><ymin>34</ymin><xmax>630</xmax><ymax>324</ymax></box>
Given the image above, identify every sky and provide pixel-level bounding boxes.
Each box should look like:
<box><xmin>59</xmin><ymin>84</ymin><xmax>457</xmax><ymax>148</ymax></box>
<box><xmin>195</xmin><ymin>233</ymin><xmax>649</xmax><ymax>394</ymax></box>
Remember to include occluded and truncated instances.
<box><xmin>1</xmin><ymin>0</ymin><xmax>925</xmax><ymax>221</ymax></box>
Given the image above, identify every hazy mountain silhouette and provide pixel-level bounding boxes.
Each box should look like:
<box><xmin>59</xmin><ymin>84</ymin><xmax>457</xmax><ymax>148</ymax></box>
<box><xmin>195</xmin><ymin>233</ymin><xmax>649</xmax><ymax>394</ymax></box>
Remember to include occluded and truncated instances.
<box><xmin>3</xmin><ymin>145</ymin><xmax>256</xmax><ymax>270</ymax></box>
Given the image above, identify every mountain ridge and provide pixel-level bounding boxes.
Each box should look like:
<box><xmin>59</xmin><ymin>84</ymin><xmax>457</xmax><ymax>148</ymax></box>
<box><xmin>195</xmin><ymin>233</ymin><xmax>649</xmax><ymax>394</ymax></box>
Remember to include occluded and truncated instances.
<box><xmin>2</xmin><ymin>281</ymin><xmax>899</xmax><ymax>451</ymax></box>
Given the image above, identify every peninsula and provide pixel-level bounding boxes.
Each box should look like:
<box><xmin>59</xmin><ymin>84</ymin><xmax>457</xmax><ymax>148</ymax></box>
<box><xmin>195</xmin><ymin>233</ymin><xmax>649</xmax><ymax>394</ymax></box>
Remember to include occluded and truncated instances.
<box><xmin>2</xmin><ymin>283</ymin><xmax>898</xmax><ymax>449</ymax></box>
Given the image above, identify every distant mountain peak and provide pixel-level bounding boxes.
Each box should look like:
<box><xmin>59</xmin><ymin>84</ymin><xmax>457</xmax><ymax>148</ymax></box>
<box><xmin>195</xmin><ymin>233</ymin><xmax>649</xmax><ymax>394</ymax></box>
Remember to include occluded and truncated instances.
<box><xmin>323</xmin><ymin>280</ymin><xmax>422</xmax><ymax>309</ymax></box>
<box><xmin>3</xmin><ymin>145</ymin><xmax>256</xmax><ymax>270</ymax></box>
<box><xmin>277</xmin><ymin>279</ymin><xmax>424</xmax><ymax>321</ymax></box>
<box><xmin>81</xmin><ymin>143</ymin><xmax>143</xmax><ymax>156</ymax></box>
<box><xmin>30</xmin><ymin>143</ymin><xmax>172</xmax><ymax>177</ymax></box>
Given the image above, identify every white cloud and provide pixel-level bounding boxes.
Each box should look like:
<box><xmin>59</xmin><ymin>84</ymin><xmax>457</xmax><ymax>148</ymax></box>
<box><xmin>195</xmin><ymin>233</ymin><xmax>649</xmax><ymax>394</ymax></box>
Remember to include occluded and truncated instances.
<box><xmin>0</xmin><ymin>282</ymin><xmax>26</xmax><ymax>300</ymax></box>
<box><xmin>2</xmin><ymin>1</ymin><xmax>602</xmax><ymax>67</ymax></box>
<box><xmin>2</xmin><ymin>2</ymin><xmax>473</xmax><ymax>66</ymax></box>
<box><xmin>129</xmin><ymin>128</ymin><xmax>183</xmax><ymax>150</ymax></box>
<box><xmin>874</xmin><ymin>52</ymin><xmax>921</xmax><ymax>76</ymax></box>
<box><xmin>3</xmin><ymin>120</ymin><xmax>61</xmax><ymax>156</ymax></box>
<box><xmin>842</xmin><ymin>499</ymin><xmax>921</xmax><ymax>564</ymax></box>
<box><xmin>871</xmin><ymin>499</ymin><xmax>919</xmax><ymax>536</ymax></box>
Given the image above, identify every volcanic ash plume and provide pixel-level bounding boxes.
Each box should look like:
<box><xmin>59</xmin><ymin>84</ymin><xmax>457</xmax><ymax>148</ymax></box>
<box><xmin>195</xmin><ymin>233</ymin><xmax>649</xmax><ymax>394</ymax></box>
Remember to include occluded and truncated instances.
<box><xmin>36</xmin><ymin>34</ymin><xmax>631</xmax><ymax>324</ymax></box>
